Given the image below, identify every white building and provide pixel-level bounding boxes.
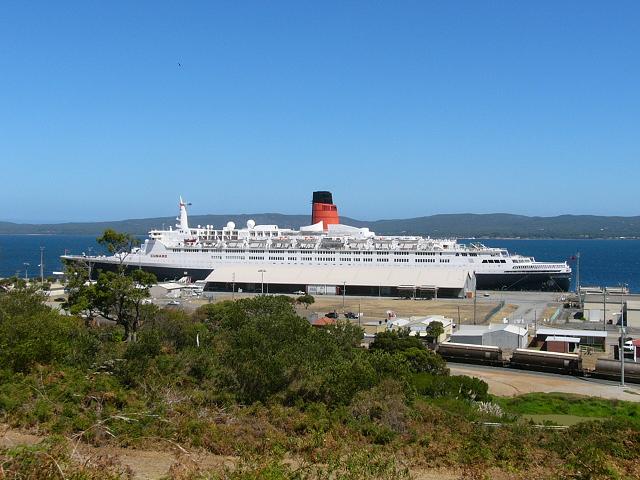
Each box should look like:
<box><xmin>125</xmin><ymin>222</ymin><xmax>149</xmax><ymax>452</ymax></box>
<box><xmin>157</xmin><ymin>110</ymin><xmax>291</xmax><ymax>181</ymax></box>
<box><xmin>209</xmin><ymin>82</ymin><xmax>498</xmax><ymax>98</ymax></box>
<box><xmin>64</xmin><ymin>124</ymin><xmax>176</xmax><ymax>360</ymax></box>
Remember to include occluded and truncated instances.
<box><xmin>450</xmin><ymin>324</ymin><xmax>528</xmax><ymax>349</ymax></box>
<box><xmin>150</xmin><ymin>282</ymin><xmax>186</xmax><ymax>298</ymax></box>
<box><xmin>388</xmin><ymin>315</ymin><xmax>454</xmax><ymax>343</ymax></box>
<box><xmin>202</xmin><ymin>263</ymin><xmax>476</xmax><ymax>299</ymax></box>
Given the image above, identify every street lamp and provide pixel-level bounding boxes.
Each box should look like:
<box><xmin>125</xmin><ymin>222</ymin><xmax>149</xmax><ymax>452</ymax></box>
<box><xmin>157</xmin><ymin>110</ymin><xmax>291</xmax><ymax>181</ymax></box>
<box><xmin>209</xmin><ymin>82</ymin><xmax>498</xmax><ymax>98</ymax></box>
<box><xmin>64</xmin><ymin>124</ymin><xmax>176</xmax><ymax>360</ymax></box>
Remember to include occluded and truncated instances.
<box><xmin>342</xmin><ymin>281</ymin><xmax>346</xmax><ymax>310</ymax></box>
<box><xmin>258</xmin><ymin>269</ymin><xmax>266</xmax><ymax>295</ymax></box>
<box><xmin>620</xmin><ymin>282</ymin><xmax>628</xmax><ymax>387</ymax></box>
<box><xmin>39</xmin><ymin>246</ymin><xmax>45</xmax><ymax>284</ymax></box>
<box><xmin>23</xmin><ymin>263</ymin><xmax>29</xmax><ymax>281</ymax></box>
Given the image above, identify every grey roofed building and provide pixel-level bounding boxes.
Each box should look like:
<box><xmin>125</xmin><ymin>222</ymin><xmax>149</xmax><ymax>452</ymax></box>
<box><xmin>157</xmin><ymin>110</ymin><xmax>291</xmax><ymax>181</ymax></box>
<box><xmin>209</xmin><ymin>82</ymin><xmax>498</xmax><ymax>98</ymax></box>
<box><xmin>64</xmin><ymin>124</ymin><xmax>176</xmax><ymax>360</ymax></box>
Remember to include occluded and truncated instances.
<box><xmin>450</xmin><ymin>324</ymin><xmax>528</xmax><ymax>350</ymax></box>
<box><xmin>534</xmin><ymin>327</ymin><xmax>607</xmax><ymax>347</ymax></box>
<box><xmin>203</xmin><ymin>263</ymin><xmax>475</xmax><ymax>298</ymax></box>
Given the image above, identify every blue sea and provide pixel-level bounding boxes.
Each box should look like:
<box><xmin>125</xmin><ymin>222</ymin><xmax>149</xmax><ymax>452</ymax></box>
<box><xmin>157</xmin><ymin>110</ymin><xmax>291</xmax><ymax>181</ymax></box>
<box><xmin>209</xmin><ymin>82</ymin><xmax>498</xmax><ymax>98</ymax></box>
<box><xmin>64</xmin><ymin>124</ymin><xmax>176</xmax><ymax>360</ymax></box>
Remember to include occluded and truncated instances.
<box><xmin>0</xmin><ymin>235</ymin><xmax>638</xmax><ymax>292</ymax></box>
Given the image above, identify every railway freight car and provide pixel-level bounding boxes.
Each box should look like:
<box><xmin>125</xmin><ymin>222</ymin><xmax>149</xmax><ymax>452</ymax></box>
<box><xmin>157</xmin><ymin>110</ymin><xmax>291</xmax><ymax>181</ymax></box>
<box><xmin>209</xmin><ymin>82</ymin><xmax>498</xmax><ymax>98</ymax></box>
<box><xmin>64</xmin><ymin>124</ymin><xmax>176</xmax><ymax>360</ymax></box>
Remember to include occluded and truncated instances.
<box><xmin>436</xmin><ymin>342</ymin><xmax>505</xmax><ymax>366</ymax></box>
<box><xmin>592</xmin><ymin>359</ymin><xmax>640</xmax><ymax>383</ymax></box>
<box><xmin>509</xmin><ymin>349</ymin><xmax>582</xmax><ymax>375</ymax></box>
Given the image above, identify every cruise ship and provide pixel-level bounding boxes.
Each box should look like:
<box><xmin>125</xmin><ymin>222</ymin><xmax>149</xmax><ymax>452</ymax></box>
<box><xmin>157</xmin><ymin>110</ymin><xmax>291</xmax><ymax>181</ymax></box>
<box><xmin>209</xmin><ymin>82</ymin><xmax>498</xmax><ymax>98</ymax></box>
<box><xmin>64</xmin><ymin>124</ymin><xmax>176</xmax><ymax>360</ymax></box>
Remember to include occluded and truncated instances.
<box><xmin>62</xmin><ymin>192</ymin><xmax>572</xmax><ymax>293</ymax></box>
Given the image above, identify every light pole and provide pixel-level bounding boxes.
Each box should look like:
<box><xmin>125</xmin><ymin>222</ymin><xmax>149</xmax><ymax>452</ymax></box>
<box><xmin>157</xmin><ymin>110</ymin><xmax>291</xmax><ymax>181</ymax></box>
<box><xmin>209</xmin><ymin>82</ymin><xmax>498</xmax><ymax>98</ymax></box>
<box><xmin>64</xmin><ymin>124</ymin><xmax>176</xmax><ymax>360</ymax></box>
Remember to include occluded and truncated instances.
<box><xmin>603</xmin><ymin>290</ymin><xmax>607</xmax><ymax>331</ymax></box>
<box><xmin>232</xmin><ymin>272</ymin><xmax>236</xmax><ymax>300</ymax></box>
<box><xmin>473</xmin><ymin>276</ymin><xmax>477</xmax><ymax>325</ymax></box>
<box><xmin>39</xmin><ymin>246</ymin><xmax>45</xmax><ymax>284</ymax></box>
<box><xmin>575</xmin><ymin>252</ymin><xmax>581</xmax><ymax>295</ymax></box>
<box><xmin>342</xmin><ymin>281</ymin><xmax>346</xmax><ymax>310</ymax></box>
<box><xmin>620</xmin><ymin>283</ymin><xmax>627</xmax><ymax>387</ymax></box>
<box><xmin>258</xmin><ymin>269</ymin><xmax>266</xmax><ymax>295</ymax></box>
<box><xmin>23</xmin><ymin>263</ymin><xmax>29</xmax><ymax>282</ymax></box>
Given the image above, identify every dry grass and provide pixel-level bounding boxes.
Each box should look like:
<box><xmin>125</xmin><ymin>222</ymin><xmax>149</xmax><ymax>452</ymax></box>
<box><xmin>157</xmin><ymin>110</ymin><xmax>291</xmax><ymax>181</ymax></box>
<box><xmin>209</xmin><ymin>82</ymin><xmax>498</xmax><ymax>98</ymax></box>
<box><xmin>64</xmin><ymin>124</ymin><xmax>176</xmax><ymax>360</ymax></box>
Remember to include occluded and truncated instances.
<box><xmin>192</xmin><ymin>293</ymin><xmax>517</xmax><ymax>326</ymax></box>
<box><xmin>304</xmin><ymin>296</ymin><xmax>485</xmax><ymax>321</ymax></box>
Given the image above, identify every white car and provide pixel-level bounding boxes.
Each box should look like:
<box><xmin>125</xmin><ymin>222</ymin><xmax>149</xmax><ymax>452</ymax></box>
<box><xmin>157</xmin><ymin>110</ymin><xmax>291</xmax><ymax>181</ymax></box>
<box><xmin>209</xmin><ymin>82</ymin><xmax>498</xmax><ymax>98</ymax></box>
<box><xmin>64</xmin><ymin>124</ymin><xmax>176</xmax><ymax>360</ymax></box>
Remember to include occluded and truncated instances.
<box><xmin>293</xmin><ymin>290</ymin><xmax>306</xmax><ymax>295</ymax></box>
<box><xmin>167</xmin><ymin>300</ymin><xmax>181</xmax><ymax>306</ymax></box>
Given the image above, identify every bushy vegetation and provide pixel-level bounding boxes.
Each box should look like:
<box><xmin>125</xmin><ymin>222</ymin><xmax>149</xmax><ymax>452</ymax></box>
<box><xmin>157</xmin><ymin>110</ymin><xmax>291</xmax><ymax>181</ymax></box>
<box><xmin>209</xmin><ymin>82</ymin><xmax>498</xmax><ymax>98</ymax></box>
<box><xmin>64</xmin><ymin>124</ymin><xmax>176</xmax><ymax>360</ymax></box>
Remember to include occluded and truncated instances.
<box><xmin>2</xmin><ymin>286</ymin><xmax>640</xmax><ymax>479</ymax></box>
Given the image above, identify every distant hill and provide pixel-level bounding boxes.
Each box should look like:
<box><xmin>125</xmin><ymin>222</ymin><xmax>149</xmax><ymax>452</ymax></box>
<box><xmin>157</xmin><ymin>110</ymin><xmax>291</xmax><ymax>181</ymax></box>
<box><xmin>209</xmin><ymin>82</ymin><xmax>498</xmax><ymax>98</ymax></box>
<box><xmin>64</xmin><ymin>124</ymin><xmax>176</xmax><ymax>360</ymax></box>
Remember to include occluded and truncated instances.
<box><xmin>2</xmin><ymin>213</ymin><xmax>640</xmax><ymax>238</ymax></box>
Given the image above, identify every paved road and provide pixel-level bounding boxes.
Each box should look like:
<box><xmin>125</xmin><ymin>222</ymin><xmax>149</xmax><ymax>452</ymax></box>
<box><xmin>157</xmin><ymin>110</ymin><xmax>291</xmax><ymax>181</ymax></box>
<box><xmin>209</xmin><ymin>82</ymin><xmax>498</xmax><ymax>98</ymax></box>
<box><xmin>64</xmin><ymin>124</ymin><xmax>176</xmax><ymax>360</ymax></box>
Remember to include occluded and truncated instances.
<box><xmin>449</xmin><ymin>362</ymin><xmax>640</xmax><ymax>401</ymax></box>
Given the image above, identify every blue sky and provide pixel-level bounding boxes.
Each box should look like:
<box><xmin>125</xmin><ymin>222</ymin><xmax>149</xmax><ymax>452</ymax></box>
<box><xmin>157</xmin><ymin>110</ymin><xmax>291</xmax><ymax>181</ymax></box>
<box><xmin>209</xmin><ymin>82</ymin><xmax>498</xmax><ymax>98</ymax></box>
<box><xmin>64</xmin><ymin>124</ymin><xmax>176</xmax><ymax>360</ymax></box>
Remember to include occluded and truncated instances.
<box><xmin>1</xmin><ymin>1</ymin><xmax>638</xmax><ymax>222</ymax></box>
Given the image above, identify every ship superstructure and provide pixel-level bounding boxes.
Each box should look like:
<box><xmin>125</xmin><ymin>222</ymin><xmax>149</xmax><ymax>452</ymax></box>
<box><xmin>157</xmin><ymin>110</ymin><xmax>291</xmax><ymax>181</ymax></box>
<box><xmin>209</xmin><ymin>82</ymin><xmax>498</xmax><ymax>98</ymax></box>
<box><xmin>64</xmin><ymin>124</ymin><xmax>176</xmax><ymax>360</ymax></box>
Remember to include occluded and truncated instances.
<box><xmin>62</xmin><ymin>193</ymin><xmax>572</xmax><ymax>292</ymax></box>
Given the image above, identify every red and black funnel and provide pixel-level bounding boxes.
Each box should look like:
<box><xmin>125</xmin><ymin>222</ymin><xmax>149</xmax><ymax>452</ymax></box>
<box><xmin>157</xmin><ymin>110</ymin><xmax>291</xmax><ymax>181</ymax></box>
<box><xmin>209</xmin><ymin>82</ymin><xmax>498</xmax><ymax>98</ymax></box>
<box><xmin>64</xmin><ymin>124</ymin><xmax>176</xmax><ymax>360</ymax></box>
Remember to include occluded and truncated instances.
<box><xmin>311</xmin><ymin>191</ymin><xmax>339</xmax><ymax>230</ymax></box>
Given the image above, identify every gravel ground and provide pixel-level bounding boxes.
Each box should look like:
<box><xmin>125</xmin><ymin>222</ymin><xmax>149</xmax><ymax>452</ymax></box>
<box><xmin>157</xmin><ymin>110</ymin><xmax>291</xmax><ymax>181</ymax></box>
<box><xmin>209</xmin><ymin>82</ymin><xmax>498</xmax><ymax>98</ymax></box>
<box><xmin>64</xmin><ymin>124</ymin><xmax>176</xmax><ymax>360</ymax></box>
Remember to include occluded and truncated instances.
<box><xmin>449</xmin><ymin>363</ymin><xmax>640</xmax><ymax>401</ymax></box>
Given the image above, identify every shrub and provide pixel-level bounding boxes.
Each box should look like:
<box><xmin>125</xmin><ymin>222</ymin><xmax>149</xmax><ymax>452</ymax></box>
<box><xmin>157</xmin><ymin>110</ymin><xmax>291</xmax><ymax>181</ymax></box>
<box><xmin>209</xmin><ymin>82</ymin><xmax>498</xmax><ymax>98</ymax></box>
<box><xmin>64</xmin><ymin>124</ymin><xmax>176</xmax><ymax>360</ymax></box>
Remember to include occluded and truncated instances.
<box><xmin>0</xmin><ymin>287</ymin><xmax>97</xmax><ymax>372</ymax></box>
<box><xmin>412</xmin><ymin>373</ymin><xmax>489</xmax><ymax>402</ymax></box>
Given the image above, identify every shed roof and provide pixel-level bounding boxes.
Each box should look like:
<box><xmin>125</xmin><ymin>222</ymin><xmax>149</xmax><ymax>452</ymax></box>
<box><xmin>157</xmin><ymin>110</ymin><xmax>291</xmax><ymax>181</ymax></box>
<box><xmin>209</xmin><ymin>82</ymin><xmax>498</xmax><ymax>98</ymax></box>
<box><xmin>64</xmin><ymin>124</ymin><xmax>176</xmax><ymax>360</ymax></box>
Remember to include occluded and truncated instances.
<box><xmin>453</xmin><ymin>324</ymin><xmax>527</xmax><ymax>337</ymax></box>
<box><xmin>536</xmin><ymin>328</ymin><xmax>607</xmax><ymax>338</ymax></box>
<box><xmin>546</xmin><ymin>336</ymin><xmax>580</xmax><ymax>343</ymax></box>
<box><xmin>155</xmin><ymin>282</ymin><xmax>186</xmax><ymax>290</ymax></box>
<box><xmin>204</xmin><ymin>263</ymin><xmax>473</xmax><ymax>289</ymax></box>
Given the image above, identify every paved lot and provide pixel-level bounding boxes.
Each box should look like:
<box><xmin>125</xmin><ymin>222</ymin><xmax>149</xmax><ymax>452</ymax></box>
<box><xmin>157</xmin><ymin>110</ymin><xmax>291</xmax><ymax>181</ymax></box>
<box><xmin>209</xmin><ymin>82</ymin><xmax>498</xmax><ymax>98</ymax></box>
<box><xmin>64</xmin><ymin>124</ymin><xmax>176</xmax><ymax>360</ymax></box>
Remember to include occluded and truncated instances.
<box><xmin>449</xmin><ymin>363</ymin><xmax>640</xmax><ymax>401</ymax></box>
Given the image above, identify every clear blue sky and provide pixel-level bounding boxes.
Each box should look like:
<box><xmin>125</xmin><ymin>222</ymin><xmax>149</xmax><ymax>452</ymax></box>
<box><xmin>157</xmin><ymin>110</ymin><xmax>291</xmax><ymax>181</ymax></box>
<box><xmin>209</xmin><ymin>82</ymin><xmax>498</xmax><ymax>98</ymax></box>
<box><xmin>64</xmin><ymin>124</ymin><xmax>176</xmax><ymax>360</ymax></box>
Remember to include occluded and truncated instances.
<box><xmin>1</xmin><ymin>1</ymin><xmax>638</xmax><ymax>222</ymax></box>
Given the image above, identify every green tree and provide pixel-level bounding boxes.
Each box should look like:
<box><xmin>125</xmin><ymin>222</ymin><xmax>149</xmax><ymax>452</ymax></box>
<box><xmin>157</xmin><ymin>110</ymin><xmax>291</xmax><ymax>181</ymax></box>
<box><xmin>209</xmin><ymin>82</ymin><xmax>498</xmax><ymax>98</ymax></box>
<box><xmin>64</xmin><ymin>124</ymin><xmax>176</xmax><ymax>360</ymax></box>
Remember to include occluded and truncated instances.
<box><xmin>296</xmin><ymin>294</ymin><xmax>315</xmax><ymax>309</ymax></box>
<box><xmin>97</xmin><ymin>229</ymin><xmax>140</xmax><ymax>268</ymax></box>
<box><xmin>91</xmin><ymin>269</ymin><xmax>157</xmax><ymax>342</ymax></box>
<box><xmin>0</xmin><ymin>286</ymin><xmax>97</xmax><ymax>372</ymax></box>
<box><xmin>62</xmin><ymin>260</ymin><xmax>98</xmax><ymax>324</ymax></box>
<box><xmin>426</xmin><ymin>321</ymin><xmax>445</xmax><ymax>344</ymax></box>
<box><xmin>399</xmin><ymin>347</ymin><xmax>449</xmax><ymax>375</ymax></box>
<box><xmin>369</xmin><ymin>329</ymin><xmax>425</xmax><ymax>353</ymax></box>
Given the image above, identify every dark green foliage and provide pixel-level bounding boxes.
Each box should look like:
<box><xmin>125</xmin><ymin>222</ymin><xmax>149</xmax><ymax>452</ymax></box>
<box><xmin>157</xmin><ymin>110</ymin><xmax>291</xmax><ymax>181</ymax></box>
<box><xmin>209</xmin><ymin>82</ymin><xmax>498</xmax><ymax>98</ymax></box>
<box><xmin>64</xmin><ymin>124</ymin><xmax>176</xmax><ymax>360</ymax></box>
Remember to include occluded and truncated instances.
<box><xmin>369</xmin><ymin>329</ymin><xmax>425</xmax><ymax>353</ymax></box>
<box><xmin>425</xmin><ymin>320</ymin><xmax>444</xmax><ymax>343</ymax></box>
<box><xmin>398</xmin><ymin>347</ymin><xmax>449</xmax><ymax>375</ymax></box>
<box><xmin>370</xmin><ymin>330</ymin><xmax>448</xmax><ymax>375</ymax></box>
<box><xmin>212</xmin><ymin>297</ymin><xmax>381</xmax><ymax>405</ymax></box>
<box><xmin>297</xmin><ymin>294</ymin><xmax>315</xmax><ymax>309</ymax></box>
<box><xmin>3</xmin><ymin>289</ymin><xmax>640</xmax><ymax>478</ymax></box>
<box><xmin>0</xmin><ymin>287</ymin><xmax>98</xmax><ymax>372</ymax></box>
<box><xmin>411</xmin><ymin>373</ymin><xmax>490</xmax><ymax>401</ymax></box>
<box><xmin>97</xmin><ymin>228</ymin><xmax>140</xmax><ymax>255</ymax></box>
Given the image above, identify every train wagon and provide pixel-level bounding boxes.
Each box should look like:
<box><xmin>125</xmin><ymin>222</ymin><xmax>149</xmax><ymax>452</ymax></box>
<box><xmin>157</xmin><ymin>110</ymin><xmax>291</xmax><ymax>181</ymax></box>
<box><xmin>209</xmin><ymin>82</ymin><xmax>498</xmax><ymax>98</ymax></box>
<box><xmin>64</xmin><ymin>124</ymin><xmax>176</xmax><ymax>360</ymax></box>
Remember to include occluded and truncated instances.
<box><xmin>592</xmin><ymin>358</ymin><xmax>640</xmax><ymax>383</ymax></box>
<box><xmin>509</xmin><ymin>348</ymin><xmax>582</xmax><ymax>375</ymax></box>
<box><xmin>437</xmin><ymin>342</ymin><xmax>505</xmax><ymax>366</ymax></box>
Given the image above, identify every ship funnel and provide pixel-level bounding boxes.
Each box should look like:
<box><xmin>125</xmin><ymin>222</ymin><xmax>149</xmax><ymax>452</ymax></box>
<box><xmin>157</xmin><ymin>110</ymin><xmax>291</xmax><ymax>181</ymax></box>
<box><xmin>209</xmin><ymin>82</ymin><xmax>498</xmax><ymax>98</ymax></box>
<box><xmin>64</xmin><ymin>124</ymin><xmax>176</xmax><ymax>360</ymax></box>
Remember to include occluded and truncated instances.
<box><xmin>311</xmin><ymin>191</ymin><xmax>339</xmax><ymax>230</ymax></box>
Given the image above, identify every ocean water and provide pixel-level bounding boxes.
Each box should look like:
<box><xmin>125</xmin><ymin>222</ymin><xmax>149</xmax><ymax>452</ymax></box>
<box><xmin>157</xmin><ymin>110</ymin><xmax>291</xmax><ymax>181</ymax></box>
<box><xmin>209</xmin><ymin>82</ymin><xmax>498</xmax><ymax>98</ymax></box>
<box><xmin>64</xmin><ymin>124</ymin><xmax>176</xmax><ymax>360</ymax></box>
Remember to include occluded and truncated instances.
<box><xmin>0</xmin><ymin>235</ymin><xmax>105</xmax><ymax>279</ymax></box>
<box><xmin>0</xmin><ymin>235</ymin><xmax>638</xmax><ymax>292</ymax></box>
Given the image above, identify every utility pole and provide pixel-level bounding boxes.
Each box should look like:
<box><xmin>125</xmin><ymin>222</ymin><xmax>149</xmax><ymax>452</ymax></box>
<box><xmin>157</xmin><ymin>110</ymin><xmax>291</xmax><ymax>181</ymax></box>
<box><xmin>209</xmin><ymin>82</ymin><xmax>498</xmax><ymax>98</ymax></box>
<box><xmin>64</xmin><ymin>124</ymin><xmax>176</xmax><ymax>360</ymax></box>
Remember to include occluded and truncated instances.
<box><xmin>39</xmin><ymin>246</ymin><xmax>45</xmax><ymax>284</ymax></box>
<box><xmin>575</xmin><ymin>252</ymin><xmax>580</xmax><ymax>294</ymax></box>
<box><xmin>23</xmin><ymin>263</ymin><xmax>29</xmax><ymax>282</ymax></box>
<box><xmin>621</xmin><ymin>283</ymin><xmax>626</xmax><ymax>387</ymax></box>
<box><xmin>603</xmin><ymin>290</ymin><xmax>607</xmax><ymax>331</ymax></box>
<box><xmin>232</xmin><ymin>272</ymin><xmax>235</xmax><ymax>300</ymax></box>
<box><xmin>457</xmin><ymin>305</ymin><xmax>461</xmax><ymax>326</ymax></box>
<box><xmin>473</xmin><ymin>277</ymin><xmax>477</xmax><ymax>325</ymax></box>
<box><xmin>258</xmin><ymin>269</ymin><xmax>266</xmax><ymax>295</ymax></box>
<box><xmin>342</xmin><ymin>281</ymin><xmax>346</xmax><ymax>310</ymax></box>
<box><xmin>621</xmin><ymin>324</ymin><xmax>626</xmax><ymax>387</ymax></box>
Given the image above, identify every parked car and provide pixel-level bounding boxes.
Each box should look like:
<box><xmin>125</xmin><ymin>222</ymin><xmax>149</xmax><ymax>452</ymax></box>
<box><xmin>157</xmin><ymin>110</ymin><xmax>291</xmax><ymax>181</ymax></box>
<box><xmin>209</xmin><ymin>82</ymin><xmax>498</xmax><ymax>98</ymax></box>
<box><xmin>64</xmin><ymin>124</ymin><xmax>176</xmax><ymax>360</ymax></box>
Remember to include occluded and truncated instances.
<box><xmin>325</xmin><ymin>311</ymin><xmax>339</xmax><ymax>319</ymax></box>
<box><xmin>344</xmin><ymin>312</ymin><xmax>359</xmax><ymax>319</ymax></box>
<box><xmin>293</xmin><ymin>290</ymin><xmax>306</xmax><ymax>295</ymax></box>
<box><xmin>167</xmin><ymin>300</ymin><xmax>181</xmax><ymax>306</ymax></box>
